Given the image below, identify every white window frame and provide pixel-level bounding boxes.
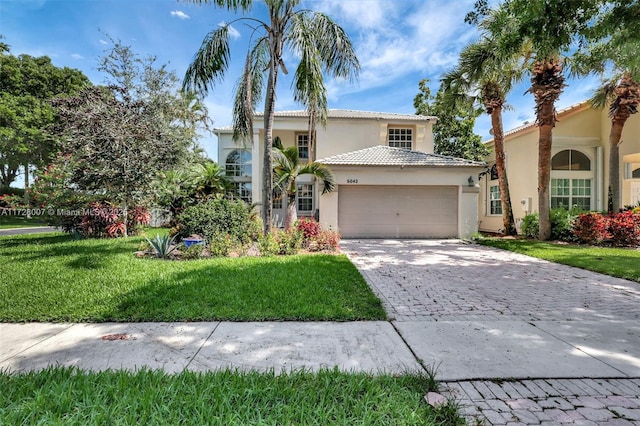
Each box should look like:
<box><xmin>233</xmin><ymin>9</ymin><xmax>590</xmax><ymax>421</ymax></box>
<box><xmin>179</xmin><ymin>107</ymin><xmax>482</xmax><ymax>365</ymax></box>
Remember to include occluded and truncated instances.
<box><xmin>297</xmin><ymin>184</ymin><xmax>314</xmax><ymax>214</ymax></box>
<box><xmin>489</xmin><ymin>185</ymin><xmax>502</xmax><ymax>215</ymax></box>
<box><xmin>297</xmin><ymin>133</ymin><xmax>309</xmax><ymax>160</ymax></box>
<box><xmin>388</xmin><ymin>128</ymin><xmax>413</xmax><ymax>150</ymax></box>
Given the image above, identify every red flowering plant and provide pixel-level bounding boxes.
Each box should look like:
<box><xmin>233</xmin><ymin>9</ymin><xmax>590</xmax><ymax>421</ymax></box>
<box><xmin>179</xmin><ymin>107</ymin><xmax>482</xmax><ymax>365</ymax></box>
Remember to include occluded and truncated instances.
<box><xmin>607</xmin><ymin>210</ymin><xmax>640</xmax><ymax>247</ymax></box>
<box><xmin>572</xmin><ymin>212</ymin><xmax>611</xmax><ymax>245</ymax></box>
<box><xmin>295</xmin><ymin>217</ymin><xmax>321</xmax><ymax>243</ymax></box>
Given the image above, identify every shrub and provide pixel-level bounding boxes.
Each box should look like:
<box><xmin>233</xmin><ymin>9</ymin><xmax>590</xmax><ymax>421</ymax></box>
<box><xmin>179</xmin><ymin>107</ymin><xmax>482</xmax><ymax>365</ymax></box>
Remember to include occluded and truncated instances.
<box><xmin>521</xmin><ymin>213</ymin><xmax>539</xmax><ymax>238</ymax></box>
<box><xmin>208</xmin><ymin>231</ymin><xmax>235</xmax><ymax>257</ymax></box>
<box><xmin>258</xmin><ymin>229</ymin><xmax>302</xmax><ymax>256</ymax></box>
<box><xmin>573</xmin><ymin>212</ymin><xmax>611</xmax><ymax>244</ymax></box>
<box><xmin>607</xmin><ymin>211</ymin><xmax>640</xmax><ymax>247</ymax></box>
<box><xmin>550</xmin><ymin>207</ymin><xmax>581</xmax><ymax>242</ymax></box>
<box><xmin>180</xmin><ymin>242</ymin><xmax>206</xmax><ymax>259</ymax></box>
<box><xmin>310</xmin><ymin>229</ymin><xmax>341</xmax><ymax>252</ymax></box>
<box><xmin>296</xmin><ymin>217</ymin><xmax>321</xmax><ymax>242</ymax></box>
<box><xmin>177</xmin><ymin>197</ymin><xmax>260</xmax><ymax>245</ymax></box>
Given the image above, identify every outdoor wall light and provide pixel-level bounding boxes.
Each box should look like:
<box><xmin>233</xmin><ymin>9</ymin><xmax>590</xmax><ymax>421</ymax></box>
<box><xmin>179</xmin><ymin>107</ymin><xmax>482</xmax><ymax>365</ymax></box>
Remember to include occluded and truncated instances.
<box><xmin>468</xmin><ymin>175</ymin><xmax>475</xmax><ymax>186</ymax></box>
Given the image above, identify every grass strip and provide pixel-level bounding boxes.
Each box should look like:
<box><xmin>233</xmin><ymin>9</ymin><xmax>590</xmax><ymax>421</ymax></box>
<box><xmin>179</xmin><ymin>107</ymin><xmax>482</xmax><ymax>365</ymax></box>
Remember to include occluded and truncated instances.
<box><xmin>0</xmin><ymin>232</ymin><xmax>386</xmax><ymax>322</ymax></box>
<box><xmin>0</xmin><ymin>367</ymin><xmax>464</xmax><ymax>425</ymax></box>
<box><xmin>477</xmin><ymin>237</ymin><xmax>640</xmax><ymax>283</ymax></box>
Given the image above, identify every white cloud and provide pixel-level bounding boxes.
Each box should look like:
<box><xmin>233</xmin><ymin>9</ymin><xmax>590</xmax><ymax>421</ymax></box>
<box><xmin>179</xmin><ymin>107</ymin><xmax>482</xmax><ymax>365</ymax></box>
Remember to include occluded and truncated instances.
<box><xmin>218</xmin><ymin>22</ymin><xmax>240</xmax><ymax>39</ymax></box>
<box><xmin>171</xmin><ymin>10</ymin><xmax>190</xmax><ymax>20</ymax></box>
<box><xmin>99</xmin><ymin>39</ymin><xmax>108</xmax><ymax>45</ymax></box>
<box><xmin>71</xmin><ymin>53</ymin><xmax>84</xmax><ymax>59</ymax></box>
<box><xmin>314</xmin><ymin>1</ymin><xmax>396</xmax><ymax>30</ymax></box>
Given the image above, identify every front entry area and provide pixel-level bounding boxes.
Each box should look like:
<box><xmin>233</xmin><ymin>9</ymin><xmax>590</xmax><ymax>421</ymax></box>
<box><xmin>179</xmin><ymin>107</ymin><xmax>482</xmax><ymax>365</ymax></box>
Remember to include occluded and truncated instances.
<box><xmin>337</xmin><ymin>185</ymin><xmax>458</xmax><ymax>238</ymax></box>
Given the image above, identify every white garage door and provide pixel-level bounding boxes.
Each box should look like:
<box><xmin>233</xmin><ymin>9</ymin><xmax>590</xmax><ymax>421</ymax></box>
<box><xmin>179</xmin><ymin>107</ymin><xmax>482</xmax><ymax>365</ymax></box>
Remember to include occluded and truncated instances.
<box><xmin>338</xmin><ymin>185</ymin><xmax>458</xmax><ymax>238</ymax></box>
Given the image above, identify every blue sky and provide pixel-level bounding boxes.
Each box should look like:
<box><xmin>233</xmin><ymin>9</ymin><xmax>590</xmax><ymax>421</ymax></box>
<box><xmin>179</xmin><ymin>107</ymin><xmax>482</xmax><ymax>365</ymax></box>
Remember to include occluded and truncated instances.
<box><xmin>1</xmin><ymin>0</ymin><xmax>601</xmax><ymax>163</ymax></box>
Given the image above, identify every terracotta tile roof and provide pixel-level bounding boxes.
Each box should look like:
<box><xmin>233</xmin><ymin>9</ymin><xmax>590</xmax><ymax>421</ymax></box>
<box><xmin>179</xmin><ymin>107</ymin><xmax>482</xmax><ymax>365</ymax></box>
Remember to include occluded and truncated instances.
<box><xmin>318</xmin><ymin>146</ymin><xmax>486</xmax><ymax>167</ymax></box>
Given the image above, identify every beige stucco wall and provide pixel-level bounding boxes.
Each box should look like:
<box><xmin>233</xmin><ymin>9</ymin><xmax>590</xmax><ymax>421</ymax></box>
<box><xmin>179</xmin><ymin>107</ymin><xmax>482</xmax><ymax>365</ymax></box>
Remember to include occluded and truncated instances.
<box><xmin>320</xmin><ymin>165</ymin><xmax>482</xmax><ymax>238</ymax></box>
<box><xmin>479</xmin><ymin>105</ymin><xmax>640</xmax><ymax>234</ymax></box>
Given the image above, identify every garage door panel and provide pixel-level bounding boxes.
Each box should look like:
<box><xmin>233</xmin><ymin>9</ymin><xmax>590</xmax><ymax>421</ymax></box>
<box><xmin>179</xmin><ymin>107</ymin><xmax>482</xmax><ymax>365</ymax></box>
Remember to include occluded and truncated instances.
<box><xmin>338</xmin><ymin>185</ymin><xmax>458</xmax><ymax>238</ymax></box>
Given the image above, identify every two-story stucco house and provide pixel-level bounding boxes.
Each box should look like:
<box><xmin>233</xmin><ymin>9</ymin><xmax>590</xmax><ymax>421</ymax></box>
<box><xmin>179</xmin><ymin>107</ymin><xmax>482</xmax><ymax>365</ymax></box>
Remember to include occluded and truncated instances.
<box><xmin>479</xmin><ymin>101</ymin><xmax>640</xmax><ymax>234</ymax></box>
<box><xmin>215</xmin><ymin>110</ymin><xmax>486</xmax><ymax>239</ymax></box>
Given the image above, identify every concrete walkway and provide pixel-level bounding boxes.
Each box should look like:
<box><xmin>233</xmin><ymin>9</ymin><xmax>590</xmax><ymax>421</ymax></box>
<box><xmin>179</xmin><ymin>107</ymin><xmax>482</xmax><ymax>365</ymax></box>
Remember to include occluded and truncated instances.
<box><xmin>1</xmin><ymin>239</ymin><xmax>639</xmax><ymax>425</ymax></box>
<box><xmin>0</xmin><ymin>226</ymin><xmax>57</xmax><ymax>236</ymax></box>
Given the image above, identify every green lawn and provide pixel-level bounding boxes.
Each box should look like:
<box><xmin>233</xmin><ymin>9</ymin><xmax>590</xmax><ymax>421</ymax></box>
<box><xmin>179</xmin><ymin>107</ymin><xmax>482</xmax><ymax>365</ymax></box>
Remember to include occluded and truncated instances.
<box><xmin>0</xmin><ymin>215</ymin><xmax>48</xmax><ymax>229</ymax></box>
<box><xmin>0</xmin><ymin>232</ymin><xmax>386</xmax><ymax>322</ymax></box>
<box><xmin>0</xmin><ymin>367</ymin><xmax>463</xmax><ymax>425</ymax></box>
<box><xmin>477</xmin><ymin>237</ymin><xmax>640</xmax><ymax>283</ymax></box>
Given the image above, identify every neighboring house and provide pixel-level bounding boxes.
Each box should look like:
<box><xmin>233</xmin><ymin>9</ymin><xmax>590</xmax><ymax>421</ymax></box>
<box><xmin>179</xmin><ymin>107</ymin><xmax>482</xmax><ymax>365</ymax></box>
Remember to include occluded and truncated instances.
<box><xmin>479</xmin><ymin>101</ymin><xmax>640</xmax><ymax>234</ymax></box>
<box><xmin>215</xmin><ymin>110</ymin><xmax>485</xmax><ymax>238</ymax></box>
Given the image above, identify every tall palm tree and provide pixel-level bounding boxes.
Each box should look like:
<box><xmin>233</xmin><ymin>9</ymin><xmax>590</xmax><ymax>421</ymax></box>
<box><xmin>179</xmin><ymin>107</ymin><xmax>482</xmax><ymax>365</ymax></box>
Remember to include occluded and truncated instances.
<box><xmin>272</xmin><ymin>145</ymin><xmax>335</xmax><ymax>230</ymax></box>
<box><xmin>590</xmin><ymin>73</ymin><xmax>640</xmax><ymax>212</ymax></box>
<box><xmin>441</xmin><ymin>32</ymin><xmax>525</xmax><ymax>235</ymax></box>
<box><xmin>482</xmin><ymin>0</ymin><xmax>600</xmax><ymax>240</ymax></box>
<box><xmin>182</xmin><ymin>0</ymin><xmax>359</xmax><ymax>234</ymax></box>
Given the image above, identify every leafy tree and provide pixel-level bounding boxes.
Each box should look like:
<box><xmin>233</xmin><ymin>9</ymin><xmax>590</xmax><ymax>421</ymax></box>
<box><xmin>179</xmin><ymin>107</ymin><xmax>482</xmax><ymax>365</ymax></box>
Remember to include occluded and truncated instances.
<box><xmin>182</xmin><ymin>0</ymin><xmax>359</xmax><ymax>234</ymax></box>
<box><xmin>441</xmin><ymin>9</ymin><xmax>527</xmax><ymax>236</ymax></box>
<box><xmin>0</xmin><ymin>46</ymin><xmax>90</xmax><ymax>192</ymax></box>
<box><xmin>414</xmin><ymin>79</ymin><xmax>487</xmax><ymax>161</ymax></box>
<box><xmin>272</xmin><ymin>145</ymin><xmax>335</xmax><ymax>230</ymax></box>
<box><xmin>576</xmin><ymin>1</ymin><xmax>640</xmax><ymax>211</ymax></box>
<box><xmin>51</xmin><ymin>40</ymin><xmax>210</xmax><ymax>236</ymax></box>
<box><xmin>481</xmin><ymin>0</ymin><xmax>601</xmax><ymax>240</ymax></box>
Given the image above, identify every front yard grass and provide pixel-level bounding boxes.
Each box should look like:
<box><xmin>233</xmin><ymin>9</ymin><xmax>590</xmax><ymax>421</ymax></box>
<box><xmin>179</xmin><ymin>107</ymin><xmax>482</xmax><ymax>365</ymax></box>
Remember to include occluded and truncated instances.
<box><xmin>0</xmin><ymin>232</ymin><xmax>386</xmax><ymax>322</ymax></box>
<box><xmin>477</xmin><ymin>237</ymin><xmax>640</xmax><ymax>283</ymax></box>
<box><xmin>0</xmin><ymin>215</ymin><xmax>48</xmax><ymax>229</ymax></box>
<box><xmin>0</xmin><ymin>367</ymin><xmax>463</xmax><ymax>425</ymax></box>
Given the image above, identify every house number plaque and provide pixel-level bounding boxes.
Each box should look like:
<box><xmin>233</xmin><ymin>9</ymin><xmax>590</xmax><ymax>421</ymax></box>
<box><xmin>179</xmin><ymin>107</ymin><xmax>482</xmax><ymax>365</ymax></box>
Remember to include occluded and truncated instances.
<box><xmin>346</xmin><ymin>179</ymin><xmax>359</xmax><ymax>184</ymax></box>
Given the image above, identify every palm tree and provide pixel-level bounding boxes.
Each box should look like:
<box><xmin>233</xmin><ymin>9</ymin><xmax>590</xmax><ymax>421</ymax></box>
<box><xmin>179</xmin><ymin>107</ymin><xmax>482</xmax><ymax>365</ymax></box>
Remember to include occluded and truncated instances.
<box><xmin>272</xmin><ymin>145</ymin><xmax>335</xmax><ymax>230</ymax></box>
<box><xmin>481</xmin><ymin>0</ymin><xmax>599</xmax><ymax>240</ymax></box>
<box><xmin>441</xmin><ymin>32</ymin><xmax>525</xmax><ymax>235</ymax></box>
<box><xmin>192</xmin><ymin>161</ymin><xmax>232</xmax><ymax>198</ymax></box>
<box><xmin>590</xmin><ymin>73</ymin><xmax>640</xmax><ymax>212</ymax></box>
<box><xmin>182</xmin><ymin>0</ymin><xmax>359</xmax><ymax>234</ymax></box>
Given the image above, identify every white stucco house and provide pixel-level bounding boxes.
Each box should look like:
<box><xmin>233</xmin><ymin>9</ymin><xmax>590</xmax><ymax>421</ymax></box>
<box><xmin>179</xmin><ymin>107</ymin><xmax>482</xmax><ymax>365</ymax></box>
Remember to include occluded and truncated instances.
<box><xmin>215</xmin><ymin>110</ymin><xmax>486</xmax><ymax>238</ymax></box>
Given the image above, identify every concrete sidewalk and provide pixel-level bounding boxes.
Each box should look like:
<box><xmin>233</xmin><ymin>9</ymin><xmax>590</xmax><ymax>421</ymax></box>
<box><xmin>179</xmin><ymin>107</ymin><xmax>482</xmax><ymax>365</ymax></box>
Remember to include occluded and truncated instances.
<box><xmin>2</xmin><ymin>319</ymin><xmax>638</xmax><ymax>379</ymax></box>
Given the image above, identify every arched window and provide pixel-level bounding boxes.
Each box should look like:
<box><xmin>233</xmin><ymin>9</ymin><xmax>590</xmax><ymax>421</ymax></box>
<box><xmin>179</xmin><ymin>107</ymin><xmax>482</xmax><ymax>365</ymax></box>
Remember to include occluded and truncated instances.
<box><xmin>225</xmin><ymin>150</ymin><xmax>251</xmax><ymax>177</ymax></box>
<box><xmin>633</xmin><ymin>168</ymin><xmax>640</xmax><ymax>179</ymax></box>
<box><xmin>552</xmin><ymin>149</ymin><xmax>591</xmax><ymax>171</ymax></box>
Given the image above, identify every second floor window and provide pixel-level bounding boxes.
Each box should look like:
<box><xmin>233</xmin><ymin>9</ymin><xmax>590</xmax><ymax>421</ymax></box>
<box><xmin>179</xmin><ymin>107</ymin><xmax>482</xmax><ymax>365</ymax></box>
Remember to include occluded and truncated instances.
<box><xmin>388</xmin><ymin>128</ymin><xmax>412</xmax><ymax>150</ymax></box>
<box><xmin>297</xmin><ymin>134</ymin><xmax>309</xmax><ymax>159</ymax></box>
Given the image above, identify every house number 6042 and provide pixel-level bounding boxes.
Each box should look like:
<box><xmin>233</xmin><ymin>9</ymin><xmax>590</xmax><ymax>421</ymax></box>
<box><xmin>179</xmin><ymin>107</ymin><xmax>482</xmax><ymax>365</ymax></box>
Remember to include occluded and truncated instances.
<box><xmin>346</xmin><ymin>179</ymin><xmax>359</xmax><ymax>184</ymax></box>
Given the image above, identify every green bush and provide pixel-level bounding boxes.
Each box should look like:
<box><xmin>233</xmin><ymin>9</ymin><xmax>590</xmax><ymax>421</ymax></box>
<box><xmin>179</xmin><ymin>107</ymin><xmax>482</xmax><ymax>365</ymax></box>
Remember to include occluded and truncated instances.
<box><xmin>258</xmin><ymin>229</ymin><xmax>303</xmax><ymax>256</ymax></box>
<box><xmin>521</xmin><ymin>213</ymin><xmax>539</xmax><ymax>238</ymax></box>
<box><xmin>550</xmin><ymin>207</ymin><xmax>581</xmax><ymax>242</ymax></box>
<box><xmin>208</xmin><ymin>232</ymin><xmax>235</xmax><ymax>257</ymax></box>
<box><xmin>181</xmin><ymin>243</ymin><xmax>206</xmax><ymax>259</ymax></box>
<box><xmin>176</xmin><ymin>197</ymin><xmax>260</xmax><ymax>245</ymax></box>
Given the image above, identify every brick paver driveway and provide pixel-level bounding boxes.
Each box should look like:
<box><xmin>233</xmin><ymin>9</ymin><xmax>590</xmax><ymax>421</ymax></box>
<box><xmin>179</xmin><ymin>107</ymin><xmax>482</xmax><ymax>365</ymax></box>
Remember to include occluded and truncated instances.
<box><xmin>341</xmin><ymin>239</ymin><xmax>640</xmax><ymax>323</ymax></box>
<box><xmin>341</xmin><ymin>239</ymin><xmax>640</xmax><ymax>425</ymax></box>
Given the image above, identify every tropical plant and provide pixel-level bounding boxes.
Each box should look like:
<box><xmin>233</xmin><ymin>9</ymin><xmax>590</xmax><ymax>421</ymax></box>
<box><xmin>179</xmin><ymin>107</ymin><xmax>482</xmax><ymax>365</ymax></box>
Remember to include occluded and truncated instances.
<box><xmin>575</xmin><ymin>0</ymin><xmax>640</xmax><ymax>212</ymax></box>
<box><xmin>440</xmin><ymin>27</ymin><xmax>526</xmax><ymax>235</ymax></box>
<box><xmin>146</xmin><ymin>234</ymin><xmax>179</xmax><ymax>259</ymax></box>
<box><xmin>477</xmin><ymin>0</ymin><xmax>601</xmax><ymax>240</ymax></box>
<box><xmin>272</xmin><ymin>145</ymin><xmax>336</xmax><ymax>229</ymax></box>
<box><xmin>182</xmin><ymin>0</ymin><xmax>359</xmax><ymax>235</ymax></box>
<box><xmin>192</xmin><ymin>161</ymin><xmax>232</xmax><ymax>198</ymax></box>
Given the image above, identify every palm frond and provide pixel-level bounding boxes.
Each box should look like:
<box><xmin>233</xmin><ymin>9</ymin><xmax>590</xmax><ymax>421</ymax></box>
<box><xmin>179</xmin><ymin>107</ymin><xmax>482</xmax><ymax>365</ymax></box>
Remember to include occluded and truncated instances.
<box><xmin>181</xmin><ymin>0</ymin><xmax>253</xmax><ymax>11</ymax></box>
<box><xmin>589</xmin><ymin>79</ymin><xmax>618</xmax><ymax>110</ymax></box>
<box><xmin>183</xmin><ymin>26</ymin><xmax>231</xmax><ymax>95</ymax></box>
<box><xmin>232</xmin><ymin>37</ymin><xmax>269</xmax><ymax>143</ymax></box>
<box><xmin>307</xmin><ymin>12</ymin><xmax>360</xmax><ymax>81</ymax></box>
<box><xmin>298</xmin><ymin>162</ymin><xmax>336</xmax><ymax>194</ymax></box>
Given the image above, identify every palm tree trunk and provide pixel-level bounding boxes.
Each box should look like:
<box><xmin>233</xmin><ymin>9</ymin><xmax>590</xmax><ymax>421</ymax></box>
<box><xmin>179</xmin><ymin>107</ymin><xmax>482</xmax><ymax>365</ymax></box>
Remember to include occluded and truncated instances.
<box><xmin>608</xmin><ymin>119</ymin><xmax>624</xmax><ymax>212</ymax></box>
<box><xmin>262</xmin><ymin>61</ymin><xmax>280</xmax><ymax>235</ymax></box>
<box><xmin>284</xmin><ymin>193</ymin><xmax>297</xmax><ymax>230</ymax></box>
<box><xmin>538</xmin><ymin>120</ymin><xmax>553</xmax><ymax>240</ymax></box>
<box><xmin>490</xmin><ymin>107</ymin><xmax>517</xmax><ymax>235</ymax></box>
<box><xmin>529</xmin><ymin>60</ymin><xmax>564</xmax><ymax>241</ymax></box>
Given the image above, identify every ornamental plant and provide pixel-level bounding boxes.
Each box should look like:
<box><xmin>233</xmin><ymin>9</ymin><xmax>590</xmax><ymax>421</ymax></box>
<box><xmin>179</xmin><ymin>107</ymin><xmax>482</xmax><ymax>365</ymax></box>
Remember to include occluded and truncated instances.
<box><xmin>573</xmin><ymin>212</ymin><xmax>611</xmax><ymax>245</ymax></box>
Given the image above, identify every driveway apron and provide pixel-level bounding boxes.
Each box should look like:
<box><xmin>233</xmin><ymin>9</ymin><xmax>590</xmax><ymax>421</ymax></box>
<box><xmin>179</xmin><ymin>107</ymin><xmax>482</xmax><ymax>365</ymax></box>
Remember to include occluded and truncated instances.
<box><xmin>341</xmin><ymin>239</ymin><xmax>640</xmax><ymax>425</ymax></box>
